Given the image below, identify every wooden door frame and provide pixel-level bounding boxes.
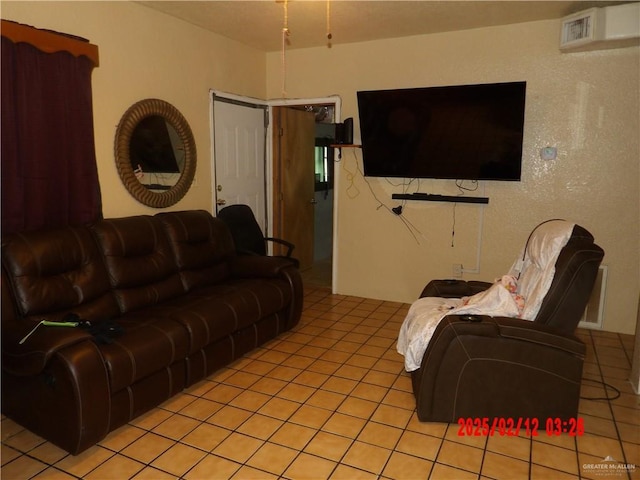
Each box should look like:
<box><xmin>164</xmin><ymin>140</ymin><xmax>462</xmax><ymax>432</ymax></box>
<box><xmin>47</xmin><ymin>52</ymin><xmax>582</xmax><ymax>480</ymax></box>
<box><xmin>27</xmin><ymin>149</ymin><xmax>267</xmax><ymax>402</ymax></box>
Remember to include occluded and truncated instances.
<box><xmin>267</xmin><ymin>96</ymin><xmax>342</xmax><ymax>292</ymax></box>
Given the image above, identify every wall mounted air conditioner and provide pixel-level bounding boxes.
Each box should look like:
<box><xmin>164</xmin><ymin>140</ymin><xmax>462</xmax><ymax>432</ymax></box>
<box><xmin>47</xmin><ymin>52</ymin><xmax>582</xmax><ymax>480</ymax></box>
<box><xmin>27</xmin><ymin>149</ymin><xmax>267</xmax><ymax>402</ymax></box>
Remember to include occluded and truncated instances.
<box><xmin>560</xmin><ymin>3</ymin><xmax>640</xmax><ymax>52</ymax></box>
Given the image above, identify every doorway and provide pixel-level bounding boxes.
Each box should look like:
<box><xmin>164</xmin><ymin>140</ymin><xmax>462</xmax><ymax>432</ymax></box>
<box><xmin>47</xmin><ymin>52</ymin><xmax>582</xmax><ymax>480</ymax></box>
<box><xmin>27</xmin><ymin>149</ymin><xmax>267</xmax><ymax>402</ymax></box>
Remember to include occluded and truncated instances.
<box><xmin>212</xmin><ymin>91</ymin><xmax>340</xmax><ymax>289</ymax></box>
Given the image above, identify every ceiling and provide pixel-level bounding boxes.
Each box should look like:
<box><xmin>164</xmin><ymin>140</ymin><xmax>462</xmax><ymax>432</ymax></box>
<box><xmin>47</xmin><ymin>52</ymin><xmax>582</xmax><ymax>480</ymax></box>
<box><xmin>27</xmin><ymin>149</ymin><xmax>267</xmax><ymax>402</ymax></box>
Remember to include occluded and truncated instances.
<box><xmin>137</xmin><ymin>1</ymin><xmax>629</xmax><ymax>52</ymax></box>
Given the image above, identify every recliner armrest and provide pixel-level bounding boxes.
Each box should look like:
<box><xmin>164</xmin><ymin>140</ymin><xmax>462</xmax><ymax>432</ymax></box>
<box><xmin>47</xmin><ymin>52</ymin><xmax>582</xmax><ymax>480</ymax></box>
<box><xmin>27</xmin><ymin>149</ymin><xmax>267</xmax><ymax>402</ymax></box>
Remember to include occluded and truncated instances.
<box><xmin>413</xmin><ymin>314</ymin><xmax>585</xmax><ymax>422</ymax></box>
<box><xmin>420</xmin><ymin>279</ymin><xmax>493</xmax><ymax>298</ymax></box>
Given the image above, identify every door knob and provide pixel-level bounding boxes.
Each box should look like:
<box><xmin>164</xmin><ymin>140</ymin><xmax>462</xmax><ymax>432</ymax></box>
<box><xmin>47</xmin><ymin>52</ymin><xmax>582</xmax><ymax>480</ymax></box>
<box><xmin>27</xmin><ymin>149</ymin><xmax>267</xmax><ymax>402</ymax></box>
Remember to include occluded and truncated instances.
<box><xmin>216</xmin><ymin>199</ymin><xmax>227</xmax><ymax>206</ymax></box>
<box><xmin>310</xmin><ymin>198</ymin><xmax>317</xmax><ymax>204</ymax></box>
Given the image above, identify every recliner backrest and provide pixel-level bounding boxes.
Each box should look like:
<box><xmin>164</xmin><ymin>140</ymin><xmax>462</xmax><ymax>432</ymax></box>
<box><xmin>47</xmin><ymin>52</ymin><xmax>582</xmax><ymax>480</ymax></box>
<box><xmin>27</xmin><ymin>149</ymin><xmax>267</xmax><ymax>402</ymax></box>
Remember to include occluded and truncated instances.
<box><xmin>533</xmin><ymin>224</ymin><xmax>604</xmax><ymax>333</ymax></box>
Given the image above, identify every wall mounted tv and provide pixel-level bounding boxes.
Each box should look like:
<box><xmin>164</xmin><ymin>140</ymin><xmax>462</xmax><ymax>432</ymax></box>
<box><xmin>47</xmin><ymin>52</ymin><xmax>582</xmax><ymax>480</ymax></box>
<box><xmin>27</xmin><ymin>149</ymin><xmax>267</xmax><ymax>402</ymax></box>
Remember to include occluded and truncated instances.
<box><xmin>357</xmin><ymin>81</ymin><xmax>526</xmax><ymax>181</ymax></box>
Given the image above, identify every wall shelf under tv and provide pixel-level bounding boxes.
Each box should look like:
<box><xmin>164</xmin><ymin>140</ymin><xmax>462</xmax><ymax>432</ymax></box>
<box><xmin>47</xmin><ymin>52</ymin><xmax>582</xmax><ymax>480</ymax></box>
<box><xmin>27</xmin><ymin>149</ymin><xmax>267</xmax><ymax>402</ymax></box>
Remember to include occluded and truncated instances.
<box><xmin>392</xmin><ymin>193</ymin><xmax>489</xmax><ymax>204</ymax></box>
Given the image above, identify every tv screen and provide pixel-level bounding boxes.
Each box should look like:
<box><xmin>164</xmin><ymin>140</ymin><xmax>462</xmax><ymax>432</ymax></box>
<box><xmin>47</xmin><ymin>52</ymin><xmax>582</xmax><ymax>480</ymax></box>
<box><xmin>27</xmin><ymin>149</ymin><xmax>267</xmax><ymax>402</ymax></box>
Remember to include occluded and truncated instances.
<box><xmin>357</xmin><ymin>81</ymin><xmax>526</xmax><ymax>181</ymax></box>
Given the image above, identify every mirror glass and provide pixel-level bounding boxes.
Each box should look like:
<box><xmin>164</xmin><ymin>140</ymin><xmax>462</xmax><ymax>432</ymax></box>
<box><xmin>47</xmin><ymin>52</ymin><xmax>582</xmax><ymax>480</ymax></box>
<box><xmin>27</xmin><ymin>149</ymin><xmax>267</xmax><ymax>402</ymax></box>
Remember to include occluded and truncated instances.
<box><xmin>115</xmin><ymin>99</ymin><xmax>196</xmax><ymax>208</ymax></box>
<box><xmin>130</xmin><ymin>116</ymin><xmax>185</xmax><ymax>190</ymax></box>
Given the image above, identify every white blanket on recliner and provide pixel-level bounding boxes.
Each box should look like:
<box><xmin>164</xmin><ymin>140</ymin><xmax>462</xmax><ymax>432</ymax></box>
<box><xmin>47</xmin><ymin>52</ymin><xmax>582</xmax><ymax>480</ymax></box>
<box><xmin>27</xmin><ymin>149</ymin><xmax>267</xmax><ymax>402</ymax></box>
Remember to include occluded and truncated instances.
<box><xmin>397</xmin><ymin>221</ymin><xmax>575</xmax><ymax>372</ymax></box>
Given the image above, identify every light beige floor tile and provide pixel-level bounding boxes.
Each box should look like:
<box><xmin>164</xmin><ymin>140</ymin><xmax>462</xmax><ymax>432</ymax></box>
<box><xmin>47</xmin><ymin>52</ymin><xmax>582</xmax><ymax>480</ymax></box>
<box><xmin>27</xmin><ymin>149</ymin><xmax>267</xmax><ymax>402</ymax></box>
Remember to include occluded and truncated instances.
<box><xmin>229</xmin><ymin>390</ymin><xmax>272</xmax><ymax>412</ymax></box>
<box><xmin>258</xmin><ymin>397</ymin><xmax>301</xmax><ymax>421</ymax></box>
<box><xmin>336</xmin><ymin>396</ymin><xmax>378</xmax><ymax>419</ymax></box>
<box><xmin>1</xmin><ymin>454</ymin><xmax>48</xmax><ymax>479</ymax></box>
<box><xmin>270</xmin><ymin>423</ymin><xmax>316</xmax><ymax>450</ymax></box>
<box><xmin>485</xmin><ymin>432</ymin><xmax>531</xmax><ymax>460</ymax></box>
<box><xmin>306</xmin><ymin>389</ymin><xmax>346</xmax><ymax>411</ymax></box>
<box><xmin>183</xmin><ymin>454</ymin><xmax>241</xmax><ymax>480</ymax></box>
<box><xmin>236</xmin><ymin>414</ymin><xmax>283</xmax><ymax>440</ymax></box>
<box><xmin>202</xmin><ymin>383</ymin><xmax>243</xmax><ymax>403</ymax></box>
<box><xmin>531</xmin><ymin>441</ymin><xmax>579</xmax><ymax>476</ymax></box>
<box><xmin>181</xmin><ymin>423</ymin><xmax>231</xmax><ymax>452</ymax></box>
<box><xmin>152</xmin><ymin>414</ymin><xmax>200</xmax><ymax>441</ymax></box>
<box><xmin>395</xmin><ymin>430</ymin><xmax>442</xmax><ymax>461</ymax></box>
<box><xmin>382</xmin><ymin>451</ymin><xmax>433</xmax><ymax>479</ymax></box>
<box><xmin>85</xmin><ymin>454</ymin><xmax>145</xmax><ymax>480</ymax></box>
<box><xmin>429</xmin><ymin>462</ymin><xmax>478</xmax><ymax>479</ymax></box>
<box><xmin>304</xmin><ymin>431</ymin><xmax>353</xmax><ymax>461</ymax></box>
<box><xmin>29</xmin><ymin>441</ymin><xmax>70</xmax><ymax>465</ymax></box>
<box><xmin>213</xmin><ymin>432</ymin><xmax>264</xmax><ymax>464</ymax></box>
<box><xmin>249</xmin><ymin>377</ymin><xmax>288</xmax><ymax>396</ymax></box>
<box><xmin>121</xmin><ymin>433</ymin><xmax>175</xmax><ymax>464</ymax></box>
<box><xmin>132</xmin><ymin>466</ymin><xmax>179</xmax><ymax>479</ymax></box>
<box><xmin>1</xmin><ymin>445</ymin><xmax>22</xmax><ymax>466</ymax></box>
<box><xmin>231</xmin><ymin>464</ymin><xmax>280</xmax><ymax>479</ymax></box>
<box><xmin>322</xmin><ymin>413</ymin><xmax>367</xmax><ymax>439</ymax></box>
<box><xmin>577</xmin><ymin>432</ymin><xmax>626</xmax><ymax>460</ymax></box>
<box><xmin>246</xmin><ymin>442</ymin><xmax>298</xmax><ymax>475</ymax></box>
<box><xmin>330</xmin><ymin>464</ymin><xmax>379</xmax><ymax>479</ymax></box>
<box><xmin>179</xmin><ymin>397</ymin><xmax>223</xmax><ymax>420</ymax></box>
<box><xmin>357</xmin><ymin>421</ymin><xmax>403</xmax><ymax>449</ymax></box>
<box><xmin>289</xmin><ymin>404</ymin><xmax>333</xmax><ymax>429</ymax></box>
<box><xmin>283</xmin><ymin>452</ymin><xmax>337</xmax><ymax>480</ymax></box>
<box><xmin>53</xmin><ymin>446</ymin><xmax>114</xmax><ymax>478</ymax></box>
<box><xmin>481</xmin><ymin>451</ymin><xmax>530</xmax><ymax>479</ymax></box>
<box><xmin>342</xmin><ymin>440</ymin><xmax>391</xmax><ymax>475</ymax></box>
<box><xmin>370</xmin><ymin>403</ymin><xmax>413</xmax><ymax>429</ymax></box>
<box><xmin>436</xmin><ymin>439</ymin><xmax>484</xmax><ymax>472</ymax></box>
<box><xmin>151</xmin><ymin>443</ymin><xmax>207</xmax><ymax>477</ymax></box>
<box><xmin>206</xmin><ymin>405</ymin><xmax>253</xmax><ymax>430</ymax></box>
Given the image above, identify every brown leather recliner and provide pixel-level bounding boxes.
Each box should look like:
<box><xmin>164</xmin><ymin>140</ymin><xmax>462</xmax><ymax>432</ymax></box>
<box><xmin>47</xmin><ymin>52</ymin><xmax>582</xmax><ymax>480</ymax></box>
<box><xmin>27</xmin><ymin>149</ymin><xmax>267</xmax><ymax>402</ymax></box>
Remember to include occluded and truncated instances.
<box><xmin>410</xmin><ymin>221</ymin><xmax>604</xmax><ymax>424</ymax></box>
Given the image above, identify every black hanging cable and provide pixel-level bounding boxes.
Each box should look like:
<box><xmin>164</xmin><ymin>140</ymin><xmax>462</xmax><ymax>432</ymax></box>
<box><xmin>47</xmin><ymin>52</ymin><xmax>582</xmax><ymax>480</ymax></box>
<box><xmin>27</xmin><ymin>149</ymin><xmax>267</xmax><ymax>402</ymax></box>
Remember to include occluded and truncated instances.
<box><xmin>579</xmin><ymin>377</ymin><xmax>621</xmax><ymax>401</ymax></box>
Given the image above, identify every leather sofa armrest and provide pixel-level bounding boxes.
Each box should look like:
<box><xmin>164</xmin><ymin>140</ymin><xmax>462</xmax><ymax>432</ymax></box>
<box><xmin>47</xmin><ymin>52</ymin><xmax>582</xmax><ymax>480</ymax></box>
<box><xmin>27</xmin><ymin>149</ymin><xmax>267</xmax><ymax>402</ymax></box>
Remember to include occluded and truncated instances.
<box><xmin>229</xmin><ymin>254</ymin><xmax>295</xmax><ymax>278</ymax></box>
<box><xmin>420</xmin><ymin>280</ymin><xmax>493</xmax><ymax>298</ymax></box>
<box><xmin>2</xmin><ymin>324</ymin><xmax>94</xmax><ymax>376</ymax></box>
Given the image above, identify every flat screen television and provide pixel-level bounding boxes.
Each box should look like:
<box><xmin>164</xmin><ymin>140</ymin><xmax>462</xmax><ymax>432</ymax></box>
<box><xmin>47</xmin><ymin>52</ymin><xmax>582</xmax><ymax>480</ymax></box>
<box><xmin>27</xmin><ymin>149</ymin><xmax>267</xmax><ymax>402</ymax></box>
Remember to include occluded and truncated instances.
<box><xmin>357</xmin><ymin>81</ymin><xmax>526</xmax><ymax>181</ymax></box>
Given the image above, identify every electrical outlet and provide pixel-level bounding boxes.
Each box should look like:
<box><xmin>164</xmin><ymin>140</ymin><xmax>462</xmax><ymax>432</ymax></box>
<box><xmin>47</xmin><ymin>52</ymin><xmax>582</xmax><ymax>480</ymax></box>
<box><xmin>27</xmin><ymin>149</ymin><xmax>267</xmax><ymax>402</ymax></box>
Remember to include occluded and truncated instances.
<box><xmin>452</xmin><ymin>263</ymin><xmax>463</xmax><ymax>278</ymax></box>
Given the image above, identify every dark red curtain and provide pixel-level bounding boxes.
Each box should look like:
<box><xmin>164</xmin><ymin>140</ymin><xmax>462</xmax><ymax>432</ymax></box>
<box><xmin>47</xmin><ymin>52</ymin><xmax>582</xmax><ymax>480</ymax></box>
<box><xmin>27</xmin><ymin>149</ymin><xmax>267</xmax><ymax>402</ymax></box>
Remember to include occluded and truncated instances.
<box><xmin>1</xmin><ymin>34</ymin><xmax>102</xmax><ymax>234</ymax></box>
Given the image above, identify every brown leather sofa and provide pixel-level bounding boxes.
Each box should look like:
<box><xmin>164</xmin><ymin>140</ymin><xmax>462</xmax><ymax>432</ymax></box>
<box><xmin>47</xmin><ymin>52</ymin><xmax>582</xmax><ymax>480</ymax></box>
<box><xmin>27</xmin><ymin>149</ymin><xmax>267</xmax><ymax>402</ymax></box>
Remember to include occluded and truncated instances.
<box><xmin>411</xmin><ymin>223</ymin><xmax>604</xmax><ymax>425</ymax></box>
<box><xmin>1</xmin><ymin>210</ymin><xmax>303</xmax><ymax>454</ymax></box>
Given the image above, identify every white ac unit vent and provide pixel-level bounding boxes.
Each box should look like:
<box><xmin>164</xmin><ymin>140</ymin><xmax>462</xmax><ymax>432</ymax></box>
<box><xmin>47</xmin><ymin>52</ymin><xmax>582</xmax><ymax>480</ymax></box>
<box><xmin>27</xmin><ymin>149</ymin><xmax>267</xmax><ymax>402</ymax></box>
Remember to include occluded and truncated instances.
<box><xmin>578</xmin><ymin>265</ymin><xmax>607</xmax><ymax>330</ymax></box>
<box><xmin>560</xmin><ymin>3</ymin><xmax>640</xmax><ymax>52</ymax></box>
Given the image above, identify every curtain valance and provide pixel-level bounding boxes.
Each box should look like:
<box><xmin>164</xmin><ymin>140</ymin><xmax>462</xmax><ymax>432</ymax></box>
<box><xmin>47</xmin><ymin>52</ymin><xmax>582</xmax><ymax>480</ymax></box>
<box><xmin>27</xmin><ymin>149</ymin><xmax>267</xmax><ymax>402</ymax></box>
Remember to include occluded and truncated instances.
<box><xmin>1</xmin><ymin>19</ymin><xmax>99</xmax><ymax>67</ymax></box>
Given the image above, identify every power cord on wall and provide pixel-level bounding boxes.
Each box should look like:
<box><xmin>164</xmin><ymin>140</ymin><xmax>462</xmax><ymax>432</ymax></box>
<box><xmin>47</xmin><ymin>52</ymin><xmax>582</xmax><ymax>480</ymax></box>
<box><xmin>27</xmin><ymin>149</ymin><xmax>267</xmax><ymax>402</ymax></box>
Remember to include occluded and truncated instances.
<box><xmin>346</xmin><ymin>149</ymin><xmax>425</xmax><ymax>243</ymax></box>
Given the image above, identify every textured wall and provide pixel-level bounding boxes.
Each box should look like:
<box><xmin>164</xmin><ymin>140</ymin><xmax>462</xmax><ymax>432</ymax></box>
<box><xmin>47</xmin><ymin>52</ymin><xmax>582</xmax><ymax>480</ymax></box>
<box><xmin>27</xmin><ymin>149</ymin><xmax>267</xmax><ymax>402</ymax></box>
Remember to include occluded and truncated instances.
<box><xmin>266</xmin><ymin>20</ymin><xmax>639</xmax><ymax>334</ymax></box>
<box><xmin>2</xmin><ymin>1</ymin><xmax>267</xmax><ymax>219</ymax></box>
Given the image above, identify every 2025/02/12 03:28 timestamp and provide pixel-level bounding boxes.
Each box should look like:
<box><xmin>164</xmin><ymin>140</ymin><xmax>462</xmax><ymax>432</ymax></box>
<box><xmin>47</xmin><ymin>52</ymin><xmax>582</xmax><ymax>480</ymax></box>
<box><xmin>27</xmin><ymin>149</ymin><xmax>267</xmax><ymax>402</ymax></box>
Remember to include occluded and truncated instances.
<box><xmin>457</xmin><ymin>417</ymin><xmax>585</xmax><ymax>437</ymax></box>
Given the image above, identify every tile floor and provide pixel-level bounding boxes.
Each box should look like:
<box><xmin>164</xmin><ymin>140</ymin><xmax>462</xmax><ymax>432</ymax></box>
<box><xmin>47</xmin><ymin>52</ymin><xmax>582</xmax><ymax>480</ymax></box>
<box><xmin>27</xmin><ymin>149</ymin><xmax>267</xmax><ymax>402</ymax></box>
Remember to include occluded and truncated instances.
<box><xmin>1</xmin><ymin>286</ymin><xmax>638</xmax><ymax>480</ymax></box>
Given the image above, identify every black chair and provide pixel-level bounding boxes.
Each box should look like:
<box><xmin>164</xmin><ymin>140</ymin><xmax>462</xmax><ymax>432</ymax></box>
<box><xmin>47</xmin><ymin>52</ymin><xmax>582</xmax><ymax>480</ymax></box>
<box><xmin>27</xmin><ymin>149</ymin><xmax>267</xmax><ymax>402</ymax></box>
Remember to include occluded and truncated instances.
<box><xmin>217</xmin><ymin>204</ymin><xmax>299</xmax><ymax>268</ymax></box>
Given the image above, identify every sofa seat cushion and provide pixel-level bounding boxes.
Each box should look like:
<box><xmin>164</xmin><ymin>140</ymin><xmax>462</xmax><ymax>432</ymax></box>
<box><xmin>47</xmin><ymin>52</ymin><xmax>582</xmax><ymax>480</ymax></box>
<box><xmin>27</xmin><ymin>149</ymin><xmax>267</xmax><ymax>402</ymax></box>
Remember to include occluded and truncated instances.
<box><xmin>165</xmin><ymin>277</ymin><xmax>293</xmax><ymax>353</ymax></box>
<box><xmin>99</xmin><ymin>315</ymin><xmax>190</xmax><ymax>393</ymax></box>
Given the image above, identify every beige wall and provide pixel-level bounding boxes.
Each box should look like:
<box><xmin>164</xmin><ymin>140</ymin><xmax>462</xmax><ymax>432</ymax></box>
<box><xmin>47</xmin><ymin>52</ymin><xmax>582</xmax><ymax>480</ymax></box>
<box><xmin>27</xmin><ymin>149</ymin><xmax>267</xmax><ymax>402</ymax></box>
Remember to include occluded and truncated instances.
<box><xmin>266</xmin><ymin>22</ymin><xmax>639</xmax><ymax>334</ymax></box>
<box><xmin>2</xmin><ymin>1</ymin><xmax>266</xmax><ymax>218</ymax></box>
<box><xmin>3</xmin><ymin>3</ymin><xmax>638</xmax><ymax>334</ymax></box>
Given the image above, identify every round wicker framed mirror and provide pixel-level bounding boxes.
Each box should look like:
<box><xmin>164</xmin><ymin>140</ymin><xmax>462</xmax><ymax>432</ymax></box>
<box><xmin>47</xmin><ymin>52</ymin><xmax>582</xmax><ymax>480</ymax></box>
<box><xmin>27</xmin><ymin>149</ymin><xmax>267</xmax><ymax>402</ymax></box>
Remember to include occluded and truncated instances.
<box><xmin>115</xmin><ymin>98</ymin><xmax>196</xmax><ymax>208</ymax></box>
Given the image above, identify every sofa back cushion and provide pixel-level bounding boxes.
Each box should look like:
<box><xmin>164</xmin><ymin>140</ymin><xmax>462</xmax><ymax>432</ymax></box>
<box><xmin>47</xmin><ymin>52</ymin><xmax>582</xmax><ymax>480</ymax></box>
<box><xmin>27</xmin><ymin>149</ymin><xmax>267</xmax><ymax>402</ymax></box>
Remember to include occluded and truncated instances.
<box><xmin>90</xmin><ymin>216</ymin><xmax>185</xmax><ymax>313</ymax></box>
<box><xmin>156</xmin><ymin>210</ymin><xmax>235</xmax><ymax>291</ymax></box>
<box><xmin>1</xmin><ymin>225</ymin><xmax>120</xmax><ymax>320</ymax></box>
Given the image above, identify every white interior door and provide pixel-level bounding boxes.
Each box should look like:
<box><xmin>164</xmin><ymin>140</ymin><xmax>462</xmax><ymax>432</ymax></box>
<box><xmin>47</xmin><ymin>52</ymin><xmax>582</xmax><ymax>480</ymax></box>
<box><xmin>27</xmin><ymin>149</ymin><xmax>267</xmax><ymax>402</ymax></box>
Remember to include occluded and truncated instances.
<box><xmin>213</xmin><ymin>96</ymin><xmax>268</xmax><ymax>230</ymax></box>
